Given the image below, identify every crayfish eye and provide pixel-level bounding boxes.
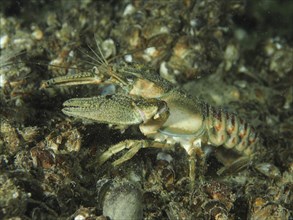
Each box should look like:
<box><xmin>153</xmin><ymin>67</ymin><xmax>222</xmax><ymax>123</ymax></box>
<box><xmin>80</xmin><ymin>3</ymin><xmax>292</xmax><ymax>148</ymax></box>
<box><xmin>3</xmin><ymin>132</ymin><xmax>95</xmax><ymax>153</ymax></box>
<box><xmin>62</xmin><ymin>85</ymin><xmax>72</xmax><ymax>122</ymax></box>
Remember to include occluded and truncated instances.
<box><xmin>92</xmin><ymin>66</ymin><xmax>100</xmax><ymax>74</ymax></box>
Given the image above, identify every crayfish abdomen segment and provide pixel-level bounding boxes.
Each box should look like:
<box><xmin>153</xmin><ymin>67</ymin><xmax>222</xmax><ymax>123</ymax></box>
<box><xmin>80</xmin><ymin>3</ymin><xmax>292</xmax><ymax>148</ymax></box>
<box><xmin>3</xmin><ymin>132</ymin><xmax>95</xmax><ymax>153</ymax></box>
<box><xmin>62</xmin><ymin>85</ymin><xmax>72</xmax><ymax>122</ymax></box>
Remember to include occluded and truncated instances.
<box><xmin>204</xmin><ymin>104</ymin><xmax>260</xmax><ymax>156</ymax></box>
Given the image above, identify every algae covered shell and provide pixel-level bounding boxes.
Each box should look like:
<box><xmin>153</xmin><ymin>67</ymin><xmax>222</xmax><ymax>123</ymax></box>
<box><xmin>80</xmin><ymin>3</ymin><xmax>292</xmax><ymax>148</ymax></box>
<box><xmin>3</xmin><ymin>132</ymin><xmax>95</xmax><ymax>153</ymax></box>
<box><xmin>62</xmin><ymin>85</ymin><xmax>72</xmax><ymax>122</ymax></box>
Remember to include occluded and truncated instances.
<box><xmin>97</xmin><ymin>179</ymin><xmax>143</xmax><ymax>220</ymax></box>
